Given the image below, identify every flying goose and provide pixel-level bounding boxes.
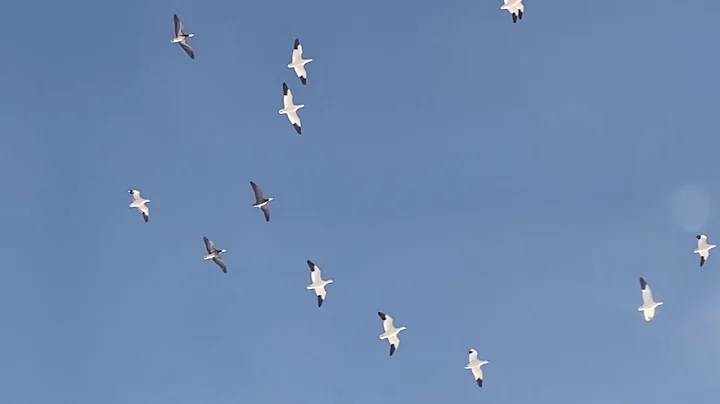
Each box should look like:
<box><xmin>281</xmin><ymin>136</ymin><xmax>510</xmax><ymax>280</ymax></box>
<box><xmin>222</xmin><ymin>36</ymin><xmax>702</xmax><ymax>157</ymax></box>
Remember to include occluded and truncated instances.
<box><xmin>250</xmin><ymin>181</ymin><xmax>273</xmax><ymax>222</ymax></box>
<box><xmin>279</xmin><ymin>82</ymin><xmax>304</xmax><ymax>135</ymax></box>
<box><xmin>203</xmin><ymin>237</ymin><xmax>227</xmax><ymax>273</ymax></box>
<box><xmin>378</xmin><ymin>312</ymin><xmax>407</xmax><ymax>356</ymax></box>
<box><xmin>694</xmin><ymin>234</ymin><xmax>716</xmax><ymax>267</ymax></box>
<box><xmin>306</xmin><ymin>260</ymin><xmax>334</xmax><ymax>307</ymax></box>
<box><xmin>501</xmin><ymin>0</ymin><xmax>524</xmax><ymax>23</ymax></box>
<box><xmin>465</xmin><ymin>349</ymin><xmax>489</xmax><ymax>388</ymax></box>
<box><xmin>172</xmin><ymin>14</ymin><xmax>195</xmax><ymax>59</ymax></box>
<box><xmin>128</xmin><ymin>189</ymin><xmax>150</xmax><ymax>222</ymax></box>
<box><xmin>287</xmin><ymin>38</ymin><xmax>312</xmax><ymax>85</ymax></box>
<box><xmin>638</xmin><ymin>277</ymin><xmax>663</xmax><ymax>322</ymax></box>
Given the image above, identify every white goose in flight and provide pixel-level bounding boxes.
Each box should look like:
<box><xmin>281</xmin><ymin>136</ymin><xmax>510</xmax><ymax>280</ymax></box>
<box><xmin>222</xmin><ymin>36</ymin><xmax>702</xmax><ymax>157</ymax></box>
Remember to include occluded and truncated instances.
<box><xmin>288</xmin><ymin>38</ymin><xmax>312</xmax><ymax>85</ymax></box>
<box><xmin>638</xmin><ymin>277</ymin><xmax>663</xmax><ymax>322</ymax></box>
<box><xmin>378</xmin><ymin>312</ymin><xmax>406</xmax><ymax>356</ymax></box>
<box><xmin>465</xmin><ymin>349</ymin><xmax>489</xmax><ymax>388</ymax></box>
<box><xmin>306</xmin><ymin>260</ymin><xmax>333</xmax><ymax>307</ymax></box>
<box><xmin>501</xmin><ymin>0</ymin><xmax>524</xmax><ymax>23</ymax></box>
<box><xmin>128</xmin><ymin>189</ymin><xmax>150</xmax><ymax>223</ymax></box>
<box><xmin>203</xmin><ymin>237</ymin><xmax>227</xmax><ymax>273</ymax></box>
<box><xmin>694</xmin><ymin>234</ymin><xmax>716</xmax><ymax>267</ymax></box>
<box><xmin>172</xmin><ymin>14</ymin><xmax>195</xmax><ymax>59</ymax></box>
<box><xmin>279</xmin><ymin>82</ymin><xmax>304</xmax><ymax>135</ymax></box>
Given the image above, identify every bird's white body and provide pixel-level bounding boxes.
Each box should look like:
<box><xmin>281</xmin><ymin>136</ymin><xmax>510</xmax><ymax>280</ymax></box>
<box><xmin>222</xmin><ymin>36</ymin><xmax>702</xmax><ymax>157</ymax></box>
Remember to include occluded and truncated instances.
<box><xmin>288</xmin><ymin>41</ymin><xmax>312</xmax><ymax>84</ymax></box>
<box><xmin>638</xmin><ymin>277</ymin><xmax>663</xmax><ymax>322</ymax></box>
<box><xmin>694</xmin><ymin>234</ymin><xmax>716</xmax><ymax>266</ymax></box>
<box><xmin>378</xmin><ymin>312</ymin><xmax>406</xmax><ymax>356</ymax></box>
<box><xmin>253</xmin><ymin>197</ymin><xmax>273</xmax><ymax>208</ymax></box>
<box><xmin>171</xmin><ymin>33</ymin><xmax>194</xmax><ymax>43</ymax></box>
<box><xmin>465</xmin><ymin>349</ymin><xmax>489</xmax><ymax>387</ymax></box>
<box><xmin>306</xmin><ymin>260</ymin><xmax>333</xmax><ymax>307</ymax></box>
<box><xmin>128</xmin><ymin>189</ymin><xmax>150</xmax><ymax>222</ymax></box>
<box><xmin>280</xmin><ymin>83</ymin><xmax>304</xmax><ymax>134</ymax></box>
<box><xmin>501</xmin><ymin>0</ymin><xmax>523</xmax><ymax>12</ymax></box>
<box><xmin>204</xmin><ymin>249</ymin><xmax>226</xmax><ymax>260</ymax></box>
<box><xmin>501</xmin><ymin>0</ymin><xmax>524</xmax><ymax>22</ymax></box>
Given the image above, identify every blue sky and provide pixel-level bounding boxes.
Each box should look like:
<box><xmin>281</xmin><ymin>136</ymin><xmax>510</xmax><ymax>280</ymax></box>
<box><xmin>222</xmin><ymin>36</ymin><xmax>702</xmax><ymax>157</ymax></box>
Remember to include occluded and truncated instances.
<box><xmin>0</xmin><ymin>0</ymin><xmax>719</xmax><ymax>402</ymax></box>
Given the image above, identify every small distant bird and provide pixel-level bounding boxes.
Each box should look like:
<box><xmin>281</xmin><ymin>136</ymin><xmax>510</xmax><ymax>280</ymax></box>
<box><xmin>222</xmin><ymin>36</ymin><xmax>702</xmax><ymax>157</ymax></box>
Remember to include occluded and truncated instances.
<box><xmin>378</xmin><ymin>312</ymin><xmax>407</xmax><ymax>356</ymax></box>
<box><xmin>203</xmin><ymin>237</ymin><xmax>227</xmax><ymax>273</ymax></box>
<box><xmin>306</xmin><ymin>260</ymin><xmax>334</xmax><ymax>307</ymax></box>
<box><xmin>694</xmin><ymin>234</ymin><xmax>716</xmax><ymax>267</ymax></box>
<box><xmin>128</xmin><ymin>189</ymin><xmax>150</xmax><ymax>222</ymax></box>
<box><xmin>465</xmin><ymin>349</ymin><xmax>489</xmax><ymax>388</ymax></box>
<box><xmin>501</xmin><ymin>0</ymin><xmax>524</xmax><ymax>23</ymax></box>
<box><xmin>172</xmin><ymin>14</ymin><xmax>195</xmax><ymax>59</ymax></box>
<box><xmin>638</xmin><ymin>277</ymin><xmax>663</xmax><ymax>322</ymax></box>
<box><xmin>279</xmin><ymin>82</ymin><xmax>304</xmax><ymax>135</ymax></box>
<box><xmin>250</xmin><ymin>181</ymin><xmax>273</xmax><ymax>222</ymax></box>
<box><xmin>287</xmin><ymin>38</ymin><xmax>312</xmax><ymax>85</ymax></box>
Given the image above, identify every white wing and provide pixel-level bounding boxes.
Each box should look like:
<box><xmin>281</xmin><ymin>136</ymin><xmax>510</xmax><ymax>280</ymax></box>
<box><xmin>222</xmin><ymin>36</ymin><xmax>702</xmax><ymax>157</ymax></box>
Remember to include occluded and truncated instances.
<box><xmin>315</xmin><ymin>285</ymin><xmax>327</xmax><ymax>301</ymax></box>
<box><xmin>286</xmin><ymin>110</ymin><xmax>302</xmax><ymax>127</ymax></box>
<box><xmin>388</xmin><ymin>334</ymin><xmax>401</xmax><ymax>349</ymax></box>
<box><xmin>283</xmin><ymin>89</ymin><xmax>295</xmax><ymax>109</ymax></box>
<box><xmin>468</xmin><ymin>349</ymin><xmax>479</xmax><ymax>363</ymax></box>
<box><xmin>382</xmin><ymin>314</ymin><xmax>395</xmax><ymax>332</ymax></box>
<box><xmin>310</xmin><ymin>263</ymin><xmax>323</xmax><ymax>284</ymax></box>
<box><xmin>698</xmin><ymin>235</ymin><xmax>710</xmax><ymax>250</ymax></box>
<box><xmin>130</xmin><ymin>189</ymin><xmax>142</xmax><ymax>202</ymax></box>
<box><xmin>291</xmin><ymin>46</ymin><xmax>303</xmax><ymax>64</ymax></box>
<box><xmin>471</xmin><ymin>366</ymin><xmax>484</xmax><ymax>382</ymax></box>
<box><xmin>138</xmin><ymin>203</ymin><xmax>149</xmax><ymax>217</ymax></box>
<box><xmin>293</xmin><ymin>64</ymin><xmax>307</xmax><ymax>79</ymax></box>
<box><xmin>641</xmin><ymin>285</ymin><xmax>655</xmax><ymax>306</ymax></box>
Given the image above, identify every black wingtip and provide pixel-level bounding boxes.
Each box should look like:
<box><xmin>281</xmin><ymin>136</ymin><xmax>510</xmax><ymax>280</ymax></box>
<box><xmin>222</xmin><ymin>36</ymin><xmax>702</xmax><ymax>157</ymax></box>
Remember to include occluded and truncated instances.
<box><xmin>701</xmin><ymin>256</ymin><xmax>706</xmax><ymax>267</ymax></box>
<box><xmin>307</xmin><ymin>260</ymin><xmax>315</xmax><ymax>270</ymax></box>
<box><xmin>378</xmin><ymin>311</ymin><xmax>386</xmax><ymax>320</ymax></box>
<box><xmin>294</xmin><ymin>38</ymin><xmax>300</xmax><ymax>48</ymax></box>
<box><xmin>518</xmin><ymin>9</ymin><xmax>523</xmax><ymax>19</ymax></box>
<box><xmin>639</xmin><ymin>277</ymin><xmax>647</xmax><ymax>289</ymax></box>
<box><xmin>282</xmin><ymin>82</ymin><xmax>289</xmax><ymax>94</ymax></box>
<box><xmin>317</xmin><ymin>295</ymin><xmax>324</xmax><ymax>307</ymax></box>
<box><xmin>512</xmin><ymin>14</ymin><xmax>517</xmax><ymax>23</ymax></box>
<box><xmin>476</xmin><ymin>378</ymin><xmax>483</xmax><ymax>387</ymax></box>
<box><xmin>389</xmin><ymin>344</ymin><xmax>396</xmax><ymax>356</ymax></box>
<box><xmin>293</xmin><ymin>124</ymin><xmax>302</xmax><ymax>135</ymax></box>
<box><xmin>143</xmin><ymin>213</ymin><xmax>149</xmax><ymax>223</ymax></box>
<box><xmin>697</xmin><ymin>235</ymin><xmax>703</xmax><ymax>240</ymax></box>
<box><xmin>300</xmin><ymin>76</ymin><xmax>307</xmax><ymax>85</ymax></box>
<box><xmin>223</xmin><ymin>268</ymin><xmax>227</xmax><ymax>274</ymax></box>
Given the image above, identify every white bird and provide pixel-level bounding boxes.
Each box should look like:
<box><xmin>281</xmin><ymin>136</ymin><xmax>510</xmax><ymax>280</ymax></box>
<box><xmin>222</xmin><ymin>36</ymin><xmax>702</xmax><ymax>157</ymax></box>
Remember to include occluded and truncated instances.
<box><xmin>465</xmin><ymin>349</ymin><xmax>489</xmax><ymax>388</ymax></box>
<box><xmin>279</xmin><ymin>82</ymin><xmax>304</xmax><ymax>135</ymax></box>
<box><xmin>501</xmin><ymin>0</ymin><xmax>524</xmax><ymax>23</ymax></box>
<box><xmin>203</xmin><ymin>237</ymin><xmax>227</xmax><ymax>274</ymax></box>
<box><xmin>694</xmin><ymin>234</ymin><xmax>716</xmax><ymax>267</ymax></box>
<box><xmin>638</xmin><ymin>277</ymin><xmax>663</xmax><ymax>322</ymax></box>
<box><xmin>128</xmin><ymin>189</ymin><xmax>150</xmax><ymax>223</ymax></box>
<box><xmin>377</xmin><ymin>312</ymin><xmax>407</xmax><ymax>356</ymax></box>
<box><xmin>287</xmin><ymin>38</ymin><xmax>312</xmax><ymax>86</ymax></box>
<box><xmin>171</xmin><ymin>14</ymin><xmax>195</xmax><ymax>59</ymax></box>
<box><xmin>306</xmin><ymin>260</ymin><xmax>333</xmax><ymax>307</ymax></box>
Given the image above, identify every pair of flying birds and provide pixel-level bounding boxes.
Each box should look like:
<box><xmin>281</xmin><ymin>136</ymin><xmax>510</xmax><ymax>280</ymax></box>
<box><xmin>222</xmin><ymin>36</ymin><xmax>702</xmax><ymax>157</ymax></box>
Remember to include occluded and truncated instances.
<box><xmin>170</xmin><ymin>15</ymin><xmax>312</xmax><ymax>136</ymax></box>
<box><xmin>127</xmin><ymin>182</ymin><xmax>272</xmax><ymax>224</ymax></box>
<box><xmin>637</xmin><ymin>234</ymin><xmax>717</xmax><ymax>322</ymax></box>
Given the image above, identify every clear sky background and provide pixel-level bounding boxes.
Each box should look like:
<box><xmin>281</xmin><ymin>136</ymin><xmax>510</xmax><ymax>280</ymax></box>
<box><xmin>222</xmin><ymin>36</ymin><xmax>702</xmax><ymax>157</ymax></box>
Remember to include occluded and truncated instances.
<box><xmin>0</xmin><ymin>0</ymin><xmax>719</xmax><ymax>403</ymax></box>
